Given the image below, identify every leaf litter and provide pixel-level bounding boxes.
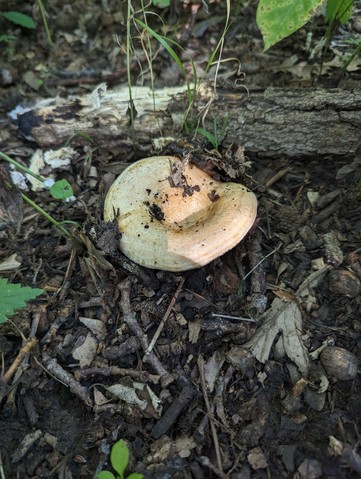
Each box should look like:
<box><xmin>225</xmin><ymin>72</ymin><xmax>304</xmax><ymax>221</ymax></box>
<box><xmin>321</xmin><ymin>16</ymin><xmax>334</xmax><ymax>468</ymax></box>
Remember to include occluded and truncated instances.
<box><xmin>1</xmin><ymin>1</ymin><xmax>361</xmax><ymax>477</ymax></box>
<box><xmin>245</xmin><ymin>264</ymin><xmax>331</xmax><ymax>376</ymax></box>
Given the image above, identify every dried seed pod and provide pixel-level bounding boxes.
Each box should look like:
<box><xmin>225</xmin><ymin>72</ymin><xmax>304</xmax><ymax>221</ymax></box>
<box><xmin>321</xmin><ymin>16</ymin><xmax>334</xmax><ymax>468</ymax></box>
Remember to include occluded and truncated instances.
<box><xmin>320</xmin><ymin>346</ymin><xmax>358</xmax><ymax>381</ymax></box>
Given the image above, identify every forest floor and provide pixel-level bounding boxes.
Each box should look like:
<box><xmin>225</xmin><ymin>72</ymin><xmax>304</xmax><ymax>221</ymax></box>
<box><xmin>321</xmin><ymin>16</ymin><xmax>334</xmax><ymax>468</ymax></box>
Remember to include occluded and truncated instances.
<box><xmin>0</xmin><ymin>1</ymin><xmax>361</xmax><ymax>478</ymax></box>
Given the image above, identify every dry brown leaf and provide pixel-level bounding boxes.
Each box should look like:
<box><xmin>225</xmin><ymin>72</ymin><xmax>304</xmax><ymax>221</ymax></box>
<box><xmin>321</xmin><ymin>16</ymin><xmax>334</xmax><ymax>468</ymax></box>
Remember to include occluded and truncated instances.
<box><xmin>244</xmin><ymin>298</ymin><xmax>310</xmax><ymax>375</ymax></box>
<box><xmin>0</xmin><ymin>253</ymin><xmax>21</xmax><ymax>272</ymax></box>
<box><xmin>106</xmin><ymin>378</ymin><xmax>162</xmax><ymax>418</ymax></box>
<box><xmin>72</xmin><ymin>333</ymin><xmax>98</xmax><ymax>368</ymax></box>
<box><xmin>273</xmin><ymin>289</ymin><xmax>294</xmax><ymax>302</ymax></box>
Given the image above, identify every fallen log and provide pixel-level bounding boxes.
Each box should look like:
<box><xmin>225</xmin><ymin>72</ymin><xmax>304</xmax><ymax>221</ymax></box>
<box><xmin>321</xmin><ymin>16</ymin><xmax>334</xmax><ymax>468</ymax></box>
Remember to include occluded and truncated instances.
<box><xmin>16</xmin><ymin>84</ymin><xmax>361</xmax><ymax>158</ymax></box>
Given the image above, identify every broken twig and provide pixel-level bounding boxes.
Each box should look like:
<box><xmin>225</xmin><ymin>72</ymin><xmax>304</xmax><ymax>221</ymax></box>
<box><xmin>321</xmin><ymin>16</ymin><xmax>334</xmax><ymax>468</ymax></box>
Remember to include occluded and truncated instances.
<box><xmin>151</xmin><ymin>374</ymin><xmax>197</xmax><ymax>439</ymax></box>
<box><xmin>119</xmin><ymin>278</ymin><xmax>176</xmax><ymax>387</ymax></box>
<box><xmin>0</xmin><ymin>337</ymin><xmax>38</xmax><ymax>386</ymax></box>
<box><xmin>42</xmin><ymin>352</ymin><xmax>92</xmax><ymax>405</ymax></box>
<box><xmin>74</xmin><ymin>366</ymin><xmax>160</xmax><ymax>384</ymax></box>
<box><xmin>145</xmin><ymin>277</ymin><xmax>185</xmax><ymax>356</ymax></box>
<box><xmin>198</xmin><ymin>355</ymin><xmax>224</xmax><ymax>475</ymax></box>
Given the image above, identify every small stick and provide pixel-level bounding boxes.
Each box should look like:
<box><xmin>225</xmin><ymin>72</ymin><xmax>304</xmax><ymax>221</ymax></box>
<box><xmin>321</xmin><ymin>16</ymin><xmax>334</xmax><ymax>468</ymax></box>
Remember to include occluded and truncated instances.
<box><xmin>29</xmin><ymin>309</ymin><xmax>42</xmax><ymax>337</ymax></box>
<box><xmin>40</xmin><ymin>314</ymin><xmax>71</xmax><ymax>344</ymax></box>
<box><xmin>74</xmin><ymin>366</ymin><xmax>160</xmax><ymax>384</ymax></box>
<box><xmin>198</xmin><ymin>456</ymin><xmax>229</xmax><ymax>479</ymax></box>
<box><xmin>0</xmin><ymin>315</ymin><xmax>42</xmax><ymax>402</ymax></box>
<box><xmin>244</xmin><ymin>240</ymin><xmax>280</xmax><ymax>280</ymax></box>
<box><xmin>57</xmin><ymin>247</ymin><xmax>77</xmax><ymax>302</ymax></box>
<box><xmin>264</xmin><ymin>167</ymin><xmax>289</xmax><ymax>189</ymax></box>
<box><xmin>11</xmin><ymin>429</ymin><xmax>43</xmax><ymax>464</ymax></box>
<box><xmin>119</xmin><ymin>278</ymin><xmax>176</xmax><ymax>387</ymax></box>
<box><xmin>311</xmin><ymin>199</ymin><xmax>341</xmax><ymax>224</ymax></box>
<box><xmin>246</xmin><ymin>233</ymin><xmax>279</xmax><ymax>315</ymax></box>
<box><xmin>209</xmin><ymin>312</ymin><xmax>256</xmax><ymax>322</ymax></box>
<box><xmin>42</xmin><ymin>352</ymin><xmax>92</xmax><ymax>405</ymax></box>
<box><xmin>1</xmin><ymin>337</ymin><xmax>38</xmax><ymax>385</ymax></box>
<box><xmin>198</xmin><ymin>355</ymin><xmax>224</xmax><ymax>475</ymax></box>
<box><xmin>151</xmin><ymin>375</ymin><xmax>197</xmax><ymax>439</ymax></box>
<box><xmin>145</xmin><ymin>277</ymin><xmax>185</xmax><ymax>356</ymax></box>
<box><xmin>0</xmin><ymin>451</ymin><xmax>5</xmax><ymax>479</ymax></box>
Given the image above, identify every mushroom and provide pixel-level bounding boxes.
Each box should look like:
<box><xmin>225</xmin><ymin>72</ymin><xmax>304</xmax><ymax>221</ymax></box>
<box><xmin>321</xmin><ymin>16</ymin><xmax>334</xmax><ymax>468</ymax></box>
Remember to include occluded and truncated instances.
<box><xmin>104</xmin><ymin>156</ymin><xmax>257</xmax><ymax>272</ymax></box>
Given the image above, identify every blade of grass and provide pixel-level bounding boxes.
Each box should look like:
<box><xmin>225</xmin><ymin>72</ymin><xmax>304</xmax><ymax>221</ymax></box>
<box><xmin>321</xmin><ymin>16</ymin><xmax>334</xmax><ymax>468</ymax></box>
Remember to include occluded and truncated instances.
<box><xmin>20</xmin><ymin>193</ymin><xmax>82</xmax><ymax>250</ymax></box>
<box><xmin>139</xmin><ymin>1</ymin><xmax>156</xmax><ymax>110</ymax></box>
<box><xmin>37</xmin><ymin>0</ymin><xmax>54</xmax><ymax>46</ymax></box>
<box><xmin>135</xmin><ymin>19</ymin><xmax>187</xmax><ymax>76</ymax></box>
<box><xmin>21</xmin><ymin>193</ymin><xmax>72</xmax><ymax>239</ymax></box>
<box><xmin>343</xmin><ymin>38</ymin><xmax>361</xmax><ymax>71</ymax></box>
<box><xmin>0</xmin><ymin>151</ymin><xmax>44</xmax><ymax>183</ymax></box>
<box><xmin>205</xmin><ymin>0</ymin><xmax>230</xmax><ymax>82</ymax></box>
<box><xmin>135</xmin><ymin>18</ymin><xmax>198</xmax><ymax>129</ymax></box>
<box><xmin>126</xmin><ymin>1</ymin><xmax>136</xmax><ymax>130</ymax></box>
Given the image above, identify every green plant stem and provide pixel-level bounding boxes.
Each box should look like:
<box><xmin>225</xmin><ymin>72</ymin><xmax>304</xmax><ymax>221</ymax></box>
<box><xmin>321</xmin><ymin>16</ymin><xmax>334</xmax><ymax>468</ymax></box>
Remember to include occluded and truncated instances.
<box><xmin>21</xmin><ymin>192</ymin><xmax>72</xmax><ymax>240</ymax></box>
<box><xmin>134</xmin><ymin>19</ymin><xmax>197</xmax><ymax>130</ymax></box>
<box><xmin>205</xmin><ymin>0</ymin><xmax>230</xmax><ymax>82</ymax></box>
<box><xmin>0</xmin><ymin>151</ymin><xmax>44</xmax><ymax>183</ymax></box>
<box><xmin>343</xmin><ymin>40</ymin><xmax>361</xmax><ymax>71</ymax></box>
<box><xmin>140</xmin><ymin>0</ymin><xmax>156</xmax><ymax>110</ymax></box>
<box><xmin>37</xmin><ymin>0</ymin><xmax>54</xmax><ymax>46</ymax></box>
<box><xmin>126</xmin><ymin>0</ymin><xmax>135</xmax><ymax>130</ymax></box>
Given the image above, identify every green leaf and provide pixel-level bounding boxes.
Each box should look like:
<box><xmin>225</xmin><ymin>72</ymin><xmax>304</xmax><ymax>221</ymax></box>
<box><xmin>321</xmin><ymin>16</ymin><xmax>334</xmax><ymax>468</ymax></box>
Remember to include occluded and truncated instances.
<box><xmin>196</xmin><ymin>128</ymin><xmax>218</xmax><ymax>150</ymax></box>
<box><xmin>110</xmin><ymin>440</ymin><xmax>129</xmax><ymax>479</ymax></box>
<box><xmin>50</xmin><ymin>179</ymin><xmax>74</xmax><ymax>200</ymax></box>
<box><xmin>0</xmin><ymin>34</ymin><xmax>17</xmax><ymax>43</ymax></box>
<box><xmin>3</xmin><ymin>11</ymin><xmax>36</xmax><ymax>29</ymax></box>
<box><xmin>152</xmin><ymin>0</ymin><xmax>170</xmax><ymax>7</ymax></box>
<box><xmin>256</xmin><ymin>0</ymin><xmax>325</xmax><ymax>51</ymax></box>
<box><xmin>127</xmin><ymin>473</ymin><xmax>144</xmax><ymax>479</ymax></box>
<box><xmin>326</xmin><ymin>0</ymin><xmax>353</xmax><ymax>24</ymax></box>
<box><xmin>98</xmin><ymin>472</ymin><xmax>116</xmax><ymax>479</ymax></box>
<box><xmin>0</xmin><ymin>278</ymin><xmax>43</xmax><ymax>324</ymax></box>
<box><xmin>135</xmin><ymin>19</ymin><xmax>187</xmax><ymax>78</ymax></box>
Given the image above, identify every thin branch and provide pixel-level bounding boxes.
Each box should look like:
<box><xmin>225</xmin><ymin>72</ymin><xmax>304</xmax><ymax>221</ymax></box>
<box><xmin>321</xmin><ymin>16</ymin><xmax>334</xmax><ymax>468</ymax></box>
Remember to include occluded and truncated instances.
<box><xmin>145</xmin><ymin>277</ymin><xmax>185</xmax><ymax>356</ymax></box>
<box><xmin>119</xmin><ymin>278</ymin><xmax>176</xmax><ymax>387</ymax></box>
<box><xmin>197</xmin><ymin>355</ymin><xmax>224</xmax><ymax>475</ymax></box>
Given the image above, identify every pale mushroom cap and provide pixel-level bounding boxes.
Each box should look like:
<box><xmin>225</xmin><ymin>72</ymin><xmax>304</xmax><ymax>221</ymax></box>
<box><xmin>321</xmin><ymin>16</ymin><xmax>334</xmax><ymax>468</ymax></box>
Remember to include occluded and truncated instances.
<box><xmin>104</xmin><ymin>156</ymin><xmax>257</xmax><ymax>272</ymax></box>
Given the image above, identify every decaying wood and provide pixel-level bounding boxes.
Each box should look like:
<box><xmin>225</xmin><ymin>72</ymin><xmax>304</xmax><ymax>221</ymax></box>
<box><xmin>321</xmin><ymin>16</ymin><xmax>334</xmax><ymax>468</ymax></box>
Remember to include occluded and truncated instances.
<box><xmin>17</xmin><ymin>84</ymin><xmax>361</xmax><ymax>158</ymax></box>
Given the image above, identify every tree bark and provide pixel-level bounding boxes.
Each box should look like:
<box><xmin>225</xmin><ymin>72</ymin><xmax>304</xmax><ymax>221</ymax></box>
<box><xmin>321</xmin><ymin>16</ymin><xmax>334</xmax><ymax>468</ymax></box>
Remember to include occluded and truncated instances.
<box><xmin>17</xmin><ymin>84</ymin><xmax>361</xmax><ymax>159</ymax></box>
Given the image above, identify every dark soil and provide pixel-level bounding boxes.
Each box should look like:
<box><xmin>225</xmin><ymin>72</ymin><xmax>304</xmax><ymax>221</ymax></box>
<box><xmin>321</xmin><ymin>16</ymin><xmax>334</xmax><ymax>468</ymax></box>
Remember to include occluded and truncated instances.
<box><xmin>1</xmin><ymin>1</ymin><xmax>361</xmax><ymax>478</ymax></box>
